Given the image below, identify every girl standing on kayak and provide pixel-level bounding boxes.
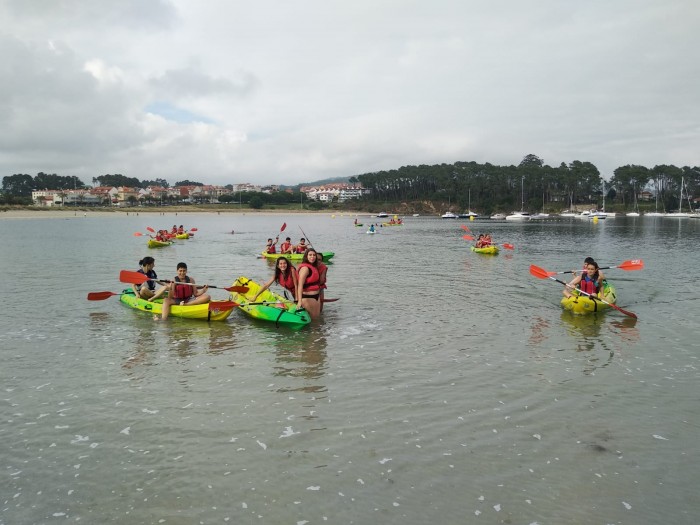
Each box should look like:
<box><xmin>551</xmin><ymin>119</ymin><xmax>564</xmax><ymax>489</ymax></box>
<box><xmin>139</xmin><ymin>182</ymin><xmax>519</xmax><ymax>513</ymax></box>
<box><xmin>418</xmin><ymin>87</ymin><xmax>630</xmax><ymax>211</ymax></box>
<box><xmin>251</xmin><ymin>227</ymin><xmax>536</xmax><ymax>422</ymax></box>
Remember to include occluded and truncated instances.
<box><xmin>252</xmin><ymin>256</ymin><xmax>298</xmax><ymax>301</ymax></box>
<box><xmin>297</xmin><ymin>249</ymin><xmax>322</xmax><ymax>320</ymax></box>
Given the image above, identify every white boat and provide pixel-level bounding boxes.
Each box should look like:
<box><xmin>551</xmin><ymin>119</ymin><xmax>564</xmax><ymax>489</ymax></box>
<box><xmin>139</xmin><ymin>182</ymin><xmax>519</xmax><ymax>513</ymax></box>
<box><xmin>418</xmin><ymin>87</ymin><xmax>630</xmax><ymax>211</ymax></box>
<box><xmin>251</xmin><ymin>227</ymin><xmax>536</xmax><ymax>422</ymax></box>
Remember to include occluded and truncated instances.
<box><xmin>506</xmin><ymin>177</ymin><xmax>530</xmax><ymax>220</ymax></box>
<box><xmin>490</xmin><ymin>213</ymin><xmax>507</xmax><ymax>220</ymax></box>
<box><xmin>590</xmin><ymin>210</ymin><xmax>607</xmax><ymax>219</ymax></box>
<box><xmin>559</xmin><ymin>210</ymin><xmax>577</xmax><ymax>217</ymax></box>
<box><xmin>645</xmin><ymin>212</ymin><xmax>666</xmax><ymax>217</ymax></box>
<box><xmin>458</xmin><ymin>211</ymin><xmax>479</xmax><ymax>218</ymax></box>
<box><xmin>412</xmin><ymin>213</ymin><xmax>420</xmax><ymax>217</ymax></box>
<box><xmin>626</xmin><ymin>212</ymin><xmax>640</xmax><ymax>217</ymax></box>
<box><xmin>441</xmin><ymin>212</ymin><xmax>458</xmax><ymax>219</ymax></box>
<box><xmin>530</xmin><ymin>213</ymin><xmax>550</xmax><ymax>220</ymax></box>
<box><xmin>376</xmin><ymin>212</ymin><xmax>389</xmax><ymax>218</ymax></box>
<box><xmin>505</xmin><ymin>211</ymin><xmax>531</xmax><ymax>221</ymax></box>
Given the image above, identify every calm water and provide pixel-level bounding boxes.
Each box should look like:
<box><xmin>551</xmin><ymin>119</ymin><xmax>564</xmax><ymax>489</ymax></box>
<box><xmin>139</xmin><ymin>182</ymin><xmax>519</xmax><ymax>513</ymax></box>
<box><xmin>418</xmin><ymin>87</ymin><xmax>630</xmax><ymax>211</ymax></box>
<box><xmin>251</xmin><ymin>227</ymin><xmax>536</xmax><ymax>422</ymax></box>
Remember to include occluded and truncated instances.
<box><xmin>1</xmin><ymin>212</ymin><xmax>699</xmax><ymax>524</ymax></box>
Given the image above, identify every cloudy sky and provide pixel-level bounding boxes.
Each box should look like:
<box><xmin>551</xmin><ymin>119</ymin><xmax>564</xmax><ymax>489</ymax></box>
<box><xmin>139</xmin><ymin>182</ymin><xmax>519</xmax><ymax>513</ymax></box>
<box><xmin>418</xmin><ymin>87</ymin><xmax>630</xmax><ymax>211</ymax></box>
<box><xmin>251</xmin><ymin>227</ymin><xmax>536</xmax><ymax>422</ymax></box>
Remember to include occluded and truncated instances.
<box><xmin>1</xmin><ymin>0</ymin><xmax>698</xmax><ymax>187</ymax></box>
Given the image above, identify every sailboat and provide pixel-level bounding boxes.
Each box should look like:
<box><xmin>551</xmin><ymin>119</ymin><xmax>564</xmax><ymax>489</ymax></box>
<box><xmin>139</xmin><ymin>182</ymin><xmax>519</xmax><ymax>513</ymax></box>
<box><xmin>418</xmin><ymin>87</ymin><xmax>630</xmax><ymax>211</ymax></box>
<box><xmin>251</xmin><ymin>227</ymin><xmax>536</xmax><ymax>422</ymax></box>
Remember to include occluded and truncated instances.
<box><xmin>506</xmin><ymin>177</ymin><xmax>531</xmax><ymax>220</ymax></box>
<box><xmin>665</xmin><ymin>177</ymin><xmax>690</xmax><ymax>218</ymax></box>
<box><xmin>645</xmin><ymin>177</ymin><xmax>666</xmax><ymax>216</ymax></box>
<box><xmin>626</xmin><ymin>183</ymin><xmax>640</xmax><ymax>216</ymax></box>
<box><xmin>531</xmin><ymin>192</ymin><xmax>550</xmax><ymax>220</ymax></box>
<box><xmin>458</xmin><ymin>188</ymin><xmax>479</xmax><ymax>218</ymax></box>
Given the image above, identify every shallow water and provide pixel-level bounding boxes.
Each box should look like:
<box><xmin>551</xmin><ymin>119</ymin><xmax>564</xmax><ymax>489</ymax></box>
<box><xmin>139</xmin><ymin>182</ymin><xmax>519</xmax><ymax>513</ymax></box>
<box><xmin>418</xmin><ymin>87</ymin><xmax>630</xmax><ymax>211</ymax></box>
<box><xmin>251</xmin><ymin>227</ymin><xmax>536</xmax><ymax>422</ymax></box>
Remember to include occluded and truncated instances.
<box><xmin>1</xmin><ymin>213</ymin><xmax>699</xmax><ymax>524</ymax></box>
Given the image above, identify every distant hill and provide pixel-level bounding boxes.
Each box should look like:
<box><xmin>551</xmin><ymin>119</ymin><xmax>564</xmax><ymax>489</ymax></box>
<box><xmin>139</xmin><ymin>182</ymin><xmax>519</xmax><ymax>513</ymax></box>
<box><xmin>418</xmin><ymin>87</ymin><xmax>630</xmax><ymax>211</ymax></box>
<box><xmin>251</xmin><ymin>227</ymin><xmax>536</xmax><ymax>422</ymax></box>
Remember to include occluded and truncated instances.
<box><xmin>280</xmin><ymin>176</ymin><xmax>350</xmax><ymax>189</ymax></box>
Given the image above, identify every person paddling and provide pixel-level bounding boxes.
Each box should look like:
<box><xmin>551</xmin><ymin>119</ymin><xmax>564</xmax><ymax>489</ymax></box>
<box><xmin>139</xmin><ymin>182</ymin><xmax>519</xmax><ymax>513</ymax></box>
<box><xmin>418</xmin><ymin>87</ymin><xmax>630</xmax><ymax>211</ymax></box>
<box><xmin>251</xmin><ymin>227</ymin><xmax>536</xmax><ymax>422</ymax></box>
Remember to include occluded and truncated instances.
<box><xmin>279</xmin><ymin>237</ymin><xmax>293</xmax><ymax>254</ymax></box>
<box><xmin>159</xmin><ymin>262</ymin><xmax>210</xmax><ymax>320</ymax></box>
<box><xmin>265</xmin><ymin>237</ymin><xmax>279</xmax><ymax>254</ymax></box>
<box><xmin>564</xmin><ymin>260</ymin><xmax>604</xmax><ymax>299</ymax></box>
<box><xmin>131</xmin><ymin>256</ymin><xmax>167</xmax><ymax>302</ymax></box>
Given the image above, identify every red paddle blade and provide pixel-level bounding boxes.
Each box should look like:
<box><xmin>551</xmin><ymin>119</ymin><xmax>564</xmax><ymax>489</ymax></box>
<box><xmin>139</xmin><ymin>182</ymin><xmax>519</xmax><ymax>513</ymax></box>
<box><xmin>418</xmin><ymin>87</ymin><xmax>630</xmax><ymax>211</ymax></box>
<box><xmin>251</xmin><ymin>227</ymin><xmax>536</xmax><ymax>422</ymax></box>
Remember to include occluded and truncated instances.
<box><xmin>133</xmin><ymin>232</ymin><xmax>144</xmax><ymax>237</ymax></box>
<box><xmin>460</xmin><ymin>224</ymin><xmax>471</xmax><ymax>232</ymax></box>
<box><xmin>146</xmin><ymin>227</ymin><xmax>155</xmax><ymax>233</ymax></box>
<box><xmin>529</xmin><ymin>264</ymin><xmax>556</xmax><ymax>279</ymax></box>
<box><xmin>502</xmin><ymin>243</ymin><xmax>515</xmax><ymax>250</ymax></box>
<box><xmin>322</xmin><ymin>297</ymin><xmax>339</xmax><ymax>303</ymax></box>
<box><xmin>617</xmin><ymin>259</ymin><xmax>644</xmax><ymax>271</ymax></box>
<box><xmin>280</xmin><ymin>222</ymin><xmax>287</xmax><ymax>232</ymax></box>
<box><xmin>120</xmin><ymin>269</ymin><xmax>149</xmax><ymax>284</ymax></box>
<box><xmin>209</xmin><ymin>301</ymin><xmax>238</xmax><ymax>311</ymax></box>
<box><xmin>87</xmin><ymin>291</ymin><xmax>119</xmax><ymax>301</ymax></box>
<box><xmin>189</xmin><ymin>228</ymin><xmax>198</xmax><ymax>232</ymax></box>
<box><xmin>223</xmin><ymin>285</ymin><xmax>249</xmax><ymax>293</ymax></box>
<box><xmin>611</xmin><ymin>303</ymin><xmax>637</xmax><ymax>319</ymax></box>
<box><xmin>462</xmin><ymin>234</ymin><xmax>475</xmax><ymax>241</ymax></box>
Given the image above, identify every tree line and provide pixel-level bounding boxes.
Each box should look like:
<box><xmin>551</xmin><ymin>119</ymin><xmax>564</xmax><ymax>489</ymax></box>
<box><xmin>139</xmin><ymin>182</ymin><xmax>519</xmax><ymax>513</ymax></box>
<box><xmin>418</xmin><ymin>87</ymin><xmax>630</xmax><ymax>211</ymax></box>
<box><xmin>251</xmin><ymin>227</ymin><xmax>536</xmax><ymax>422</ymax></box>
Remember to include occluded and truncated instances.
<box><xmin>351</xmin><ymin>155</ymin><xmax>700</xmax><ymax>213</ymax></box>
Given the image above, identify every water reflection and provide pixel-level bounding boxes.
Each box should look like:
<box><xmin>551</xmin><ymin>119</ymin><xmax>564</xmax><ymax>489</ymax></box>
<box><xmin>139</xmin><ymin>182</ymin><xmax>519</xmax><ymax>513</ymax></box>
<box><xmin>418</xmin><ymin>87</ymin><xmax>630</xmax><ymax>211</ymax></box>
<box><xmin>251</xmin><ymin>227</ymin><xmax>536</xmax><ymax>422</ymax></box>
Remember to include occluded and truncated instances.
<box><xmin>272</xmin><ymin>327</ymin><xmax>328</xmax><ymax>396</ymax></box>
<box><xmin>559</xmin><ymin>312</ymin><xmax>614</xmax><ymax>375</ymax></box>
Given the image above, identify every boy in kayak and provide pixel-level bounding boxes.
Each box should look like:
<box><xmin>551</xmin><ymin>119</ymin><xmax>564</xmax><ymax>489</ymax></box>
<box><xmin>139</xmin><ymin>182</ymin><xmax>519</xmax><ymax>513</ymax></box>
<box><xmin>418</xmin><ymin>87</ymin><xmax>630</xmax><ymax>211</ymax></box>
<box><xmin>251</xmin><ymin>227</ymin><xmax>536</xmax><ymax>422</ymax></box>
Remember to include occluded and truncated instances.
<box><xmin>279</xmin><ymin>237</ymin><xmax>293</xmax><ymax>254</ymax></box>
<box><xmin>294</xmin><ymin>238</ymin><xmax>308</xmax><ymax>253</ymax></box>
<box><xmin>265</xmin><ymin>237</ymin><xmax>278</xmax><ymax>254</ymax></box>
<box><xmin>160</xmin><ymin>262</ymin><xmax>210</xmax><ymax>320</ymax></box>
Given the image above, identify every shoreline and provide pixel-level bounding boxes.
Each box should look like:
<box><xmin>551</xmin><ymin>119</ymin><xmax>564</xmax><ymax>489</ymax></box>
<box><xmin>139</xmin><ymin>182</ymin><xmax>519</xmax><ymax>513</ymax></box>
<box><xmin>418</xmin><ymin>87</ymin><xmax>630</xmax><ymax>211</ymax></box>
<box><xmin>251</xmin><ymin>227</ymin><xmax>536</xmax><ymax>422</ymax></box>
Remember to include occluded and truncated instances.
<box><xmin>0</xmin><ymin>207</ymin><xmax>365</xmax><ymax>220</ymax></box>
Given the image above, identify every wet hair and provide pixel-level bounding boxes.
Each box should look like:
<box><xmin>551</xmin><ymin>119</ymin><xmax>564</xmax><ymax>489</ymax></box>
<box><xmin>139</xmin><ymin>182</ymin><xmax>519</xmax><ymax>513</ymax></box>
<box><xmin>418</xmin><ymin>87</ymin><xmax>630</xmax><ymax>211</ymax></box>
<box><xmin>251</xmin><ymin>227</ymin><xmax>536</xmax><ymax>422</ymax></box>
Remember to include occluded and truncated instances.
<box><xmin>267</xmin><ymin>238</ymin><xmax>273</xmax><ymax>243</ymax></box>
<box><xmin>285</xmin><ymin>237</ymin><xmax>291</xmax><ymax>241</ymax></box>
<box><xmin>139</xmin><ymin>256</ymin><xmax>155</xmax><ymax>266</ymax></box>
<box><xmin>584</xmin><ymin>257</ymin><xmax>595</xmax><ymax>265</ymax></box>
<box><xmin>177</xmin><ymin>262</ymin><xmax>188</xmax><ymax>270</ymax></box>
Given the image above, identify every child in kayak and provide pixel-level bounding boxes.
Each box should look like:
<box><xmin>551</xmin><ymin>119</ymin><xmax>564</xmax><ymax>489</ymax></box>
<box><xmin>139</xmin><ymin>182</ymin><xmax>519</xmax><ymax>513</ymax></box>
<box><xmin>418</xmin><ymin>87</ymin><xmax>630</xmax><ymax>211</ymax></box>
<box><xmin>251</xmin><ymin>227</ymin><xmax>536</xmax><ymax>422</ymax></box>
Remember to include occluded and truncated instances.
<box><xmin>132</xmin><ymin>256</ymin><xmax>168</xmax><ymax>302</ymax></box>
<box><xmin>265</xmin><ymin>237</ymin><xmax>278</xmax><ymax>254</ymax></box>
<box><xmin>279</xmin><ymin>237</ymin><xmax>293</xmax><ymax>254</ymax></box>
<box><xmin>564</xmin><ymin>260</ymin><xmax>604</xmax><ymax>298</ymax></box>
<box><xmin>160</xmin><ymin>262</ymin><xmax>210</xmax><ymax>320</ymax></box>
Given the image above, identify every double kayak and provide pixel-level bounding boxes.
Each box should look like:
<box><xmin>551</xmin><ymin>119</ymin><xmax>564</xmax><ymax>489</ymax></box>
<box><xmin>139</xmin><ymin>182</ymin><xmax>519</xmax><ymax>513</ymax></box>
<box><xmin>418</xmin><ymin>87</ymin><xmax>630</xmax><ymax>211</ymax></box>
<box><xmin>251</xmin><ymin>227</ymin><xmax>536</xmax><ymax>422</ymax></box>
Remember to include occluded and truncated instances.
<box><xmin>175</xmin><ymin>233</ymin><xmax>190</xmax><ymax>239</ymax></box>
<box><xmin>471</xmin><ymin>245</ymin><xmax>499</xmax><ymax>255</ymax></box>
<box><xmin>561</xmin><ymin>282</ymin><xmax>617</xmax><ymax>315</ymax></box>
<box><xmin>119</xmin><ymin>289</ymin><xmax>235</xmax><ymax>321</ymax></box>
<box><xmin>230</xmin><ymin>277</ymin><xmax>311</xmax><ymax>328</ymax></box>
<box><xmin>261</xmin><ymin>251</ymin><xmax>335</xmax><ymax>262</ymax></box>
<box><xmin>148</xmin><ymin>239</ymin><xmax>173</xmax><ymax>248</ymax></box>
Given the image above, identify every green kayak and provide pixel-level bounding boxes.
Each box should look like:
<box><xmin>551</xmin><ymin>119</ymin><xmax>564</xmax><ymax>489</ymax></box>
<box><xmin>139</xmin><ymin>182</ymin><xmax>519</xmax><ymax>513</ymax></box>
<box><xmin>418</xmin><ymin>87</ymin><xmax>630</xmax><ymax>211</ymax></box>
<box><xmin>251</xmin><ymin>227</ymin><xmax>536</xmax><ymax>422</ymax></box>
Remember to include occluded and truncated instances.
<box><xmin>230</xmin><ymin>276</ymin><xmax>311</xmax><ymax>328</ymax></box>
<box><xmin>261</xmin><ymin>251</ymin><xmax>334</xmax><ymax>262</ymax></box>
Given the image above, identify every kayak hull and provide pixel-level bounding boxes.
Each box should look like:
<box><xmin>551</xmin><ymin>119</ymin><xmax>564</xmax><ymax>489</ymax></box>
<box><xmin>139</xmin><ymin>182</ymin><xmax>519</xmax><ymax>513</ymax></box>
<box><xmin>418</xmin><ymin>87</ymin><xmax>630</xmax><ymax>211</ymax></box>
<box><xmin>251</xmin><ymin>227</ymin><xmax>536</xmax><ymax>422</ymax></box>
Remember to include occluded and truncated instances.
<box><xmin>230</xmin><ymin>277</ymin><xmax>311</xmax><ymax>328</ymax></box>
<box><xmin>119</xmin><ymin>289</ymin><xmax>234</xmax><ymax>321</ymax></box>
<box><xmin>175</xmin><ymin>233</ymin><xmax>190</xmax><ymax>239</ymax></box>
<box><xmin>148</xmin><ymin>239</ymin><xmax>173</xmax><ymax>248</ymax></box>
<box><xmin>261</xmin><ymin>251</ymin><xmax>334</xmax><ymax>261</ymax></box>
<box><xmin>561</xmin><ymin>283</ymin><xmax>617</xmax><ymax>315</ymax></box>
<box><xmin>471</xmin><ymin>245</ymin><xmax>499</xmax><ymax>255</ymax></box>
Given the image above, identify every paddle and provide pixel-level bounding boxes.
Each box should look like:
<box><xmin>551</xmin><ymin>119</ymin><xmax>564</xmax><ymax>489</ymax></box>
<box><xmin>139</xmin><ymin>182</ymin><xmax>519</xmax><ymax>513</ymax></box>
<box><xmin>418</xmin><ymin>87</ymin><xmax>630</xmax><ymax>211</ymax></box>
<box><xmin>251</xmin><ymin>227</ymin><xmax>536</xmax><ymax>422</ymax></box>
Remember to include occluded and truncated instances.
<box><xmin>146</xmin><ymin>227</ymin><xmax>155</xmax><ymax>233</ymax></box>
<box><xmin>87</xmin><ymin>291</ymin><xmax>127</xmax><ymax>301</ymax></box>
<box><xmin>552</xmin><ymin>259</ymin><xmax>644</xmax><ymax>275</ymax></box>
<box><xmin>462</xmin><ymin>234</ymin><xmax>514</xmax><ymax>250</ymax></box>
<box><xmin>299</xmin><ymin>226</ymin><xmax>314</xmax><ymax>249</ymax></box>
<box><xmin>119</xmin><ymin>270</ymin><xmax>249</xmax><ymax>293</ymax></box>
<box><xmin>460</xmin><ymin>224</ymin><xmax>472</xmax><ymax>233</ymax></box>
<box><xmin>529</xmin><ymin>264</ymin><xmax>637</xmax><ymax>319</ymax></box>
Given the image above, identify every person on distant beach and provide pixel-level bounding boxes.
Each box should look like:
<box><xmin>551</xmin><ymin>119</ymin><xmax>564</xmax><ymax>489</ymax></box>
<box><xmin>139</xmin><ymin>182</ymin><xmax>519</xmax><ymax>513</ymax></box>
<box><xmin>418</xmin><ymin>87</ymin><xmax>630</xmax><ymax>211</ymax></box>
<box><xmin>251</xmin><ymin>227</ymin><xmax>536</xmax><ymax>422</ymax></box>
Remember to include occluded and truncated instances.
<box><xmin>159</xmin><ymin>262</ymin><xmax>210</xmax><ymax>320</ymax></box>
<box><xmin>132</xmin><ymin>256</ymin><xmax>168</xmax><ymax>301</ymax></box>
<box><xmin>252</xmin><ymin>256</ymin><xmax>298</xmax><ymax>302</ymax></box>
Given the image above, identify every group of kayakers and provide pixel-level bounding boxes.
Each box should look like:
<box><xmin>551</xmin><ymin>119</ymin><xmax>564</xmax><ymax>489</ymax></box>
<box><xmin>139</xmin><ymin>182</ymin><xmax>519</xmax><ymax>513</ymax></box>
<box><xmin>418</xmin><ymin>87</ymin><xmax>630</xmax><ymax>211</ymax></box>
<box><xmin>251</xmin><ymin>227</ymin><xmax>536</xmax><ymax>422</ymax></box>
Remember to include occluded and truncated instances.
<box><xmin>151</xmin><ymin>225</ymin><xmax>191</xmax><ymax>241</ymax></box>
<box><xmin>474</xmin><ymin>233</ymin><xmax>493</xmax><ymax>248</ymax></box>
<box><xmin>131</xmin><ymin>246</ymin><xmax>329</xmax><ymax>322</ymax></box>
<box><xmin>264</xmin><ymin>236</ymin><xmax>309</xmax><ymax>254</ymax></box>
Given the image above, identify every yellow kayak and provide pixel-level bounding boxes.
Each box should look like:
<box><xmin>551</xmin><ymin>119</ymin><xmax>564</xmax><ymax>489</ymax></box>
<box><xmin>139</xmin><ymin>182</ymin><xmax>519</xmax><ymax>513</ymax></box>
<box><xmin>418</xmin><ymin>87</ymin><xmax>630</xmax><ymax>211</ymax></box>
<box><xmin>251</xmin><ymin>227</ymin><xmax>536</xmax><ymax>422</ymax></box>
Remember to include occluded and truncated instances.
<box><xmin>471</xmin><ymin>245</ymin><xmax>499</xmax><ymax>255</ymax></box>
<box><xmin>147</xmin><ymin>239</ymin><xmax>173</xmax><ymax>248</ymax></box>
<box><xmin>561</xmin><ymin>282</ymin><xmax>617</xmax><ymax>315</ymax></box>
<box><xmin>230</xmin><ymin>277</ymin><xmax>310</xmax><ymax>328</ymax></box>
<box><xmin>119</xmin><ymin>289</ymin><xmax>234</xmax><ymax>321</ymax></box>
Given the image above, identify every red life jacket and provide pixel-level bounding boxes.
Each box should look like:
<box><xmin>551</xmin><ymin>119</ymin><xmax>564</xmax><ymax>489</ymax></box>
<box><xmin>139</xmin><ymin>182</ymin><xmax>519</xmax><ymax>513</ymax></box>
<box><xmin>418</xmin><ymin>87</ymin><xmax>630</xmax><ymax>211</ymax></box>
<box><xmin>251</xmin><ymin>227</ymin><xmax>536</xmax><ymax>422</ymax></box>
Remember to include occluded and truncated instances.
<box><xmin>280</xmin><ymin>241</ymin><xmax>292</xmax><ymax>253</ymax></box>
<box><xmin>318</xmin><ymin>262</ymin><xmax>328</xmax><ymax>289</ymax></box>
<box><xmin>298</xmin><ymin>263</ymin><xmax>320</xmax><ymax>292</ymax></box>
<box><xmin>267</xmin><ymin>244</ymin><xmax>276</xmax><ymax>254</ymax></box>
<box><xmin>579</xmin><ymin>274</ymin><xmax>599</xmax><ymax>295</ymax></box>
<box><xmin>276</xmin><ymin>266</ymin><xmax>297</xmax><ymax>293</ymax></box>
<box><xmin>173</xmin><ymin>276</ymin><xmax>194</xmax><ymax>300</ymax></box>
